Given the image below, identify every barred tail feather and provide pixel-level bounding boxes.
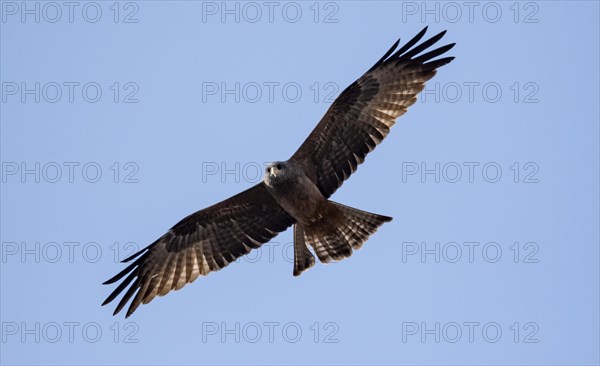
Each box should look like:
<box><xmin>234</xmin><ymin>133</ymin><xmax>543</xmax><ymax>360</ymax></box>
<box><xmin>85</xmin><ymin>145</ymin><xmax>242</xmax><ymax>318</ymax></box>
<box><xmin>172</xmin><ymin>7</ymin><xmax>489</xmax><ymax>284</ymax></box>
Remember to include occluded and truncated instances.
<box><xmin>293</xmin><ymin>201</ymin><xmax>391</xmax><ymax>275</ymax></box>
<box><xmin>293</xmin><ymin>224</ymin><xmax>316</xmax><ymax>276</ymax></box>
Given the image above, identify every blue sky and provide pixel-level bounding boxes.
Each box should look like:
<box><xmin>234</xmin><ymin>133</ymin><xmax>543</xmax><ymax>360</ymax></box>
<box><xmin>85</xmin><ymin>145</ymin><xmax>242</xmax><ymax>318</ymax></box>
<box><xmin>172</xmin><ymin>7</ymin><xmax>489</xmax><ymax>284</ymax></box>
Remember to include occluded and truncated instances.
<box><xmin>1</xmin><ymin>1</ymin><xmax>599</xmax><ymax>365</ymax></box>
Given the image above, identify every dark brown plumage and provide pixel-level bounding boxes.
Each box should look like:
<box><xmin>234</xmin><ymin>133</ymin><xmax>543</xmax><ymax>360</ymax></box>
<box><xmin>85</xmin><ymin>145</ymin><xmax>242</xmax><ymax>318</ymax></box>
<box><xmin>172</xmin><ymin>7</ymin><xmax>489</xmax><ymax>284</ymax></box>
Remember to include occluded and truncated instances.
<box><xmin>291</xmin><ymin>27</ymin><xmax>454</xmax><ymax>198</ymax></box>
<box><xmin>103</xmin><ymin>184</ymin><xmax>294</xmax><ymax>316</ymax></box>
<box><xmin>103</xmin><ymin>27</ymin><xmax>455</xmax><ymax>317</ymax></box>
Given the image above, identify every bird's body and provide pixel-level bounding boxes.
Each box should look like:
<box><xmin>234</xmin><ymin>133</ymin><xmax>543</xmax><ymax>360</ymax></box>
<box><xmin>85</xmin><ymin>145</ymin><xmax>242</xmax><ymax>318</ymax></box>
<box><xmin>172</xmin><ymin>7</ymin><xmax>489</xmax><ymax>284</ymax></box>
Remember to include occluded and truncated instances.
<box><xmin>263</xmin><ymin>160</ymin><xmax>326</xmax><ymax>225</ymax></box>
<box><xmin>263</xmin><ymin>160</ymin><xmax>392</xmax><ymax>275</ymax></box>
<box><xmin>103</xmin><ymin>27</ymin><xmax>456</xmax><ymax>317</ymax></box>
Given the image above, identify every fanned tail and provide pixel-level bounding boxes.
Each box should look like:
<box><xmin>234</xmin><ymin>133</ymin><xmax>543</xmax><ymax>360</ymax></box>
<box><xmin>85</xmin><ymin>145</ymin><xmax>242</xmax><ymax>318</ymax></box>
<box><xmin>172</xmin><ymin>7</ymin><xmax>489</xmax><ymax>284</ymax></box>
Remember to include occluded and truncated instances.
<box><xmin>293</xmin><ymin>201</ymin><xmax>392</xmax><ymax>275</ymax></box>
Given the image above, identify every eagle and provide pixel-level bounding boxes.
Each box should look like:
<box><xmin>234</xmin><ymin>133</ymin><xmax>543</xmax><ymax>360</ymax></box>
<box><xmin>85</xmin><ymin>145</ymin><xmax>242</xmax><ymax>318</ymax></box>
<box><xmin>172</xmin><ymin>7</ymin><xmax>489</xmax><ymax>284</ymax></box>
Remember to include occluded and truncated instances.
<box><xmin>103</xmin><ymin>27</ymin><xmax>455</xmax><ymax>317</ymax></box>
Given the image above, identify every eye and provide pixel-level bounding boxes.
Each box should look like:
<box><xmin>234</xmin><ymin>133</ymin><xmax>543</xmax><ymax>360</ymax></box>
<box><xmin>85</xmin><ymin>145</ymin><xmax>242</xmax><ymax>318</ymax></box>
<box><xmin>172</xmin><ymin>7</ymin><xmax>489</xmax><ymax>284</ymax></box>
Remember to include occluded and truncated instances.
<box><xmin>276</xmin><ymin>164</ymin><xmax>282</xmax><ymax>170</ymax></box>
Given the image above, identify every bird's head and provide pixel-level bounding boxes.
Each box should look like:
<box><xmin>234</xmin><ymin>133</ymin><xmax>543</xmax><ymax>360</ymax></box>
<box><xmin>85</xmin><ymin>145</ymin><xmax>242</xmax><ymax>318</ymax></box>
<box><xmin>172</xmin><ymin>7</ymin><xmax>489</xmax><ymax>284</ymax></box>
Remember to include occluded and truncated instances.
<box><xmin>264</xmin><ymin>161</ymin><xmax>289</xmax><ymax>186</ymax></box>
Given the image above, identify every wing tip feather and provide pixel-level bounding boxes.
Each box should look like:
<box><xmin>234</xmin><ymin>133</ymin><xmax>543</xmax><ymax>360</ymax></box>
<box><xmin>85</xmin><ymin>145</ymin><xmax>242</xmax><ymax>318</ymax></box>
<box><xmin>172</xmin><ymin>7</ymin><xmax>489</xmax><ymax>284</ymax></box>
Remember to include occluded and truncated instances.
<box><xmin>373</xmin><ymin>27</ymin><xmax>454</xmax><ymax>68</ymax></box>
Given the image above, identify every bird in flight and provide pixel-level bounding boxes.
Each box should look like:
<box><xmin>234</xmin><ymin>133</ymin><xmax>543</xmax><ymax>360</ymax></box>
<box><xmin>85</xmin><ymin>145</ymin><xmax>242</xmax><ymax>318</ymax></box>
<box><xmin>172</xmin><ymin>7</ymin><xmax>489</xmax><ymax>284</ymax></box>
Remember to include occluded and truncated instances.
<box><xmin>103</xmin><ymin>27</ymin><xmax>455</xmax><ymax>317</ymax></box>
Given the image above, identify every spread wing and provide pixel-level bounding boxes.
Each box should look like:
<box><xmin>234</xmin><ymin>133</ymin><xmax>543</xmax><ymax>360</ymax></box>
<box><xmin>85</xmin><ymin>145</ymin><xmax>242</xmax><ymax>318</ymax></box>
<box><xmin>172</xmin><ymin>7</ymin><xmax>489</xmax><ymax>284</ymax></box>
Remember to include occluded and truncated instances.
<box><xmin>102</xmin><ymin>183</ymin><xmax>294</xmax><ymax>317</ymax></box>
<box><xmin>291</xmin><ymin>27</ymin><xmax>455</xmax><ymax>198</ymax></box>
